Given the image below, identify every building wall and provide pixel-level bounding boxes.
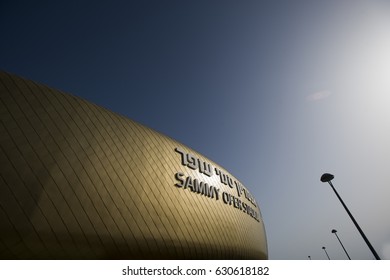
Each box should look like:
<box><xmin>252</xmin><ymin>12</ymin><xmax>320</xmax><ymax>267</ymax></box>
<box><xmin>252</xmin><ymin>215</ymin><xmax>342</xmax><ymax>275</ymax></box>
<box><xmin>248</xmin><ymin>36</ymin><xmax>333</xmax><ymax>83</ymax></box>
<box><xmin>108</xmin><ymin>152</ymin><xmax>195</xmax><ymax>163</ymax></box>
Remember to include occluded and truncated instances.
<box><xmin>0</xmin><ymin>71</ymin><xmax>267</xmax><ymax>259</ymax></box>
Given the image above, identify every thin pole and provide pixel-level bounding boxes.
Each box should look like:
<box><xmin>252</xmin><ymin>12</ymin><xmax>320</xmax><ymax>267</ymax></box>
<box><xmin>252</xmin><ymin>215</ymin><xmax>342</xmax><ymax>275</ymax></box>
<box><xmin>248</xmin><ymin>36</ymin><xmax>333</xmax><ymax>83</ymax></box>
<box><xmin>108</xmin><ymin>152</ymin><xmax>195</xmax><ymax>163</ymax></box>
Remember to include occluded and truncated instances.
<box><xmin>333</xmin><ymin>231</ymin><xmax>351</xmax><ymax>260</ymax></box>
<box><xmin>322</xmin><ymin>247</ymin><xmax>330</xmax><ymax>260</ymax></box>
<box><xmin>328</xmin><ymin>181</ymin><xmax>381</xmax><ymax>260</ymax></box>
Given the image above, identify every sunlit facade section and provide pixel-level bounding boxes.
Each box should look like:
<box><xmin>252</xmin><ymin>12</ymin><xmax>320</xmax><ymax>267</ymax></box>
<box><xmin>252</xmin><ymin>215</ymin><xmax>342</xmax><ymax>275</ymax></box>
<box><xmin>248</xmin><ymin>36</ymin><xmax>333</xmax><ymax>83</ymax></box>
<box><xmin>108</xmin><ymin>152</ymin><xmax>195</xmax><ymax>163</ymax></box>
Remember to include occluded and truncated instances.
<box><xmin>0</xmin><ymin>71</ymin><xmax>267</xmax><ymax>259</ymax></box>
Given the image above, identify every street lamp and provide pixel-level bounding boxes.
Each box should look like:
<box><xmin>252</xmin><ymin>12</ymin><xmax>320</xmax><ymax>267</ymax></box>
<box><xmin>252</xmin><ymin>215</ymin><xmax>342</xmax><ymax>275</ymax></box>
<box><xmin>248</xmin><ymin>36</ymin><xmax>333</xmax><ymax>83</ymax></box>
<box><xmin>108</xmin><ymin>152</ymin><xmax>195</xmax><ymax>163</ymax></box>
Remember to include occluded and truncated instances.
<box><xmin>320</xmin><ymin>173</ymin><xmax>381</xmax><ymax>260</ymax></box>
<box><xmin>331</xmin><ymin>229</ymin><xmax>351</xmax><ymax>260</ymax></box>
<box><xmin>322</xmin><ymin>246</ymin><xmax>330</xmax><ymax>260</ymax></box>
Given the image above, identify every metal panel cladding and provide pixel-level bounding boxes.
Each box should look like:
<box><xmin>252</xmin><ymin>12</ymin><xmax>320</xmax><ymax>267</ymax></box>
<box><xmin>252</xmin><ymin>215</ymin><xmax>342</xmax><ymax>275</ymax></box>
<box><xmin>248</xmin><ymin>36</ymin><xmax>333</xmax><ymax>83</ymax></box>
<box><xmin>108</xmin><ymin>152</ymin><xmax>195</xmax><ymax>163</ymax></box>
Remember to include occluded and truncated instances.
<box><xmin>0</xmin><ymin>71</ymin><xmax>268</xmax><ymax>259</ymax></box>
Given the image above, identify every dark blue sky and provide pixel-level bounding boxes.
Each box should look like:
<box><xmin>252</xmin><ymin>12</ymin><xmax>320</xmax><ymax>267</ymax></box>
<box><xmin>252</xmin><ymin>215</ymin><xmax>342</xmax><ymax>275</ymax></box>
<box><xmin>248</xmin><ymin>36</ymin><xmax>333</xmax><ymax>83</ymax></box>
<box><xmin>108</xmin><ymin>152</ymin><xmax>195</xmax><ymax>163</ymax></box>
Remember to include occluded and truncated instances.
<box><xmin>2</xmin><ymin>0</ymin><xmax>390</xmax><ymax>259</ymax></box>
<box><xmin>2</xmin><ymin>0</ymin><xmax>291</xmax><ymax>175</ymax></box>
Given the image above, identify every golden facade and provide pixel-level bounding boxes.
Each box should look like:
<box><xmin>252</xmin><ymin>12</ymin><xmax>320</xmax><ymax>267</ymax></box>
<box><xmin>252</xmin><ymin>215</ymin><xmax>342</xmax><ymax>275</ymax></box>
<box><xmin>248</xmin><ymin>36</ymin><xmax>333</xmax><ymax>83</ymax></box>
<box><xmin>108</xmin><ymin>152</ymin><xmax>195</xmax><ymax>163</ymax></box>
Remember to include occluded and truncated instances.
<box><xmin>0</xmin><ymin>71</ymin><xmax>267</xmax><ymax>259</ymax></box>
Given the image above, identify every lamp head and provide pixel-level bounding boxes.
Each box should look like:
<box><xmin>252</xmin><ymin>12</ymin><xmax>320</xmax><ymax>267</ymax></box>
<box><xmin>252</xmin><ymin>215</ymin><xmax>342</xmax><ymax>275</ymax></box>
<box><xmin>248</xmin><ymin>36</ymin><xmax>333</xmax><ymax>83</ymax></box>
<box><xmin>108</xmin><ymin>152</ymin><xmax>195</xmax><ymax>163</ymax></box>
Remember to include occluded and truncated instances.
<box><xmin>321</xmin><ymin>173</ymin><xmax>334</xmax><ymax>182</ymax></box>
<box><xmin>331</xmin><ymin>229</ymin><xmax>337</xmax><ymax>234</ymax></box>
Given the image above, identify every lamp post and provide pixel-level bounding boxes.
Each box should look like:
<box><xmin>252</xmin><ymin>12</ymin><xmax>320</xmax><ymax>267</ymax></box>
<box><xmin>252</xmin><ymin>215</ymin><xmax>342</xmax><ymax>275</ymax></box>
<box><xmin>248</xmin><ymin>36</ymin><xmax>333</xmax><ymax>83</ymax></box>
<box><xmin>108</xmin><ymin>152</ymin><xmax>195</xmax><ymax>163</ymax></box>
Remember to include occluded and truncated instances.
<box><xmin>322</xmin><ymin>246</ymin><xmax>330</xmax><ymax>260</ymax></box>
<box><xmin>332</xmin><ymin>229</ymin><xmax>351</xmax><ymax>260</ymax></box>
<box><xmin>320</xmin><ymin>173</ymin><xmax>381</xmax><ymax>260</ymax></box>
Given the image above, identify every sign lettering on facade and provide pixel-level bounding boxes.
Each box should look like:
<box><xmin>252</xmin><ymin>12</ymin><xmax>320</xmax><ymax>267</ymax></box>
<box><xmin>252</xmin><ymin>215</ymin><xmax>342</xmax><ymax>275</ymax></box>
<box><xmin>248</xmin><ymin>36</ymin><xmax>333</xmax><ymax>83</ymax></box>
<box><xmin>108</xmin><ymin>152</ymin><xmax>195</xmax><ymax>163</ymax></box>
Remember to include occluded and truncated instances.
<box><xmin>174</xmin><ymin>147</ymin><xmax>260</xmax><ymax>222</ymax></box>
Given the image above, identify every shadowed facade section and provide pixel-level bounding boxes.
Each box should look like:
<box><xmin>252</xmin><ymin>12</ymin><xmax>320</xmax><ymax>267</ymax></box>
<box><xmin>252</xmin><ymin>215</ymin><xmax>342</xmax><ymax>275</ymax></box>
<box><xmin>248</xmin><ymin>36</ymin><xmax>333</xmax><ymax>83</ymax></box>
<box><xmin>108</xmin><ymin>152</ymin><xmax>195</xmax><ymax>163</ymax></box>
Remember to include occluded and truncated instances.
<box><xmin>0</xmin><ymin>71</ymin><xmax>267</xmax><ymax>259</ymax></box>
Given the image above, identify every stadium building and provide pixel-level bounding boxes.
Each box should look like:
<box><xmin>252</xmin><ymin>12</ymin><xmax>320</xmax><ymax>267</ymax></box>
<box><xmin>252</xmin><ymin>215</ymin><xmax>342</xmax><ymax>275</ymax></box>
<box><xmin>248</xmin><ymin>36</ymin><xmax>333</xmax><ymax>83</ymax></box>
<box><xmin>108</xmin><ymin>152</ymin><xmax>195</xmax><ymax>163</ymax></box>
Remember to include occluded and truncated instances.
<box><xmin>0</xmin><ymin>71</ymin><xmax>267</xmax><ymax>259</ymax></box>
